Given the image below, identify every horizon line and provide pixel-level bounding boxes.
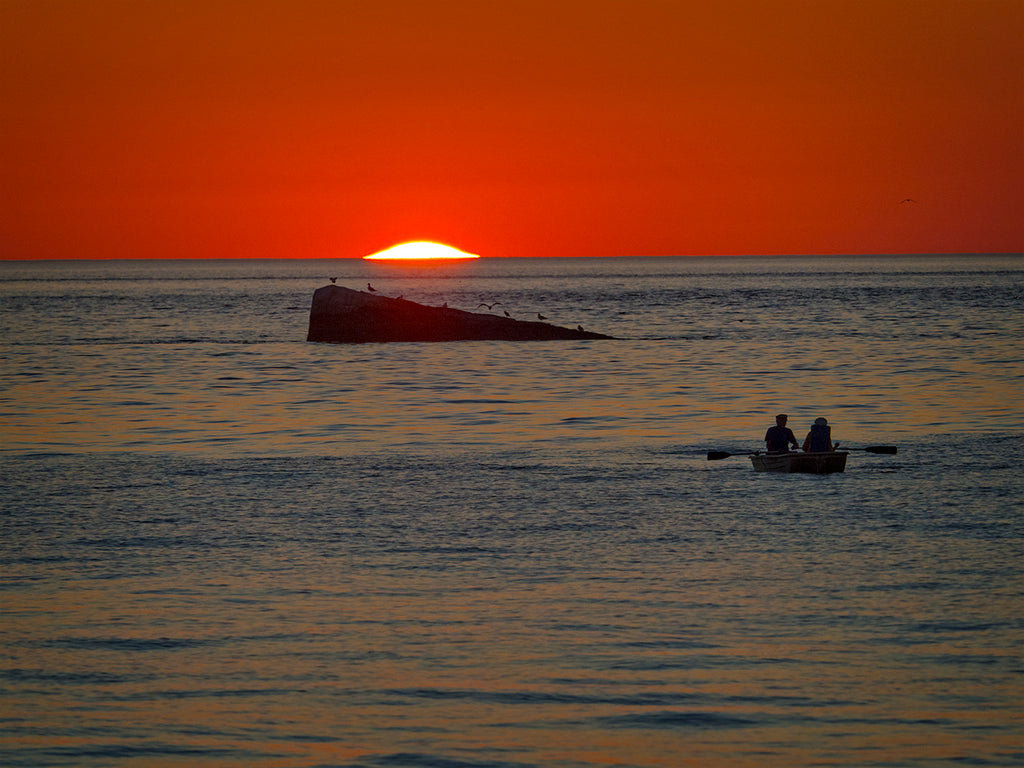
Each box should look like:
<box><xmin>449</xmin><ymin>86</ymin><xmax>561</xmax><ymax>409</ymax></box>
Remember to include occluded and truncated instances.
<box><xmin>3</xmin><ymin>252</ymin><xmax>1022</xmax><ymax>263</ymax></box>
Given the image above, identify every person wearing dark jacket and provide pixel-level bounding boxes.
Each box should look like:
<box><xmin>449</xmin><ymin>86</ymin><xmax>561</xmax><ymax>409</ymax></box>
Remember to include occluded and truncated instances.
<box><xmin>765</xmin><ymin>414</ymin><xmax>799</xmax><ymax>453</ymax></box>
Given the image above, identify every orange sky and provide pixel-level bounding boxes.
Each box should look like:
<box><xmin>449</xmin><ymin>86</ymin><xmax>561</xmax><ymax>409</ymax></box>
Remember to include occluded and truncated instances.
<box><xmin>2</xmin><ymin>0</ymin><xmax>1022</xmax><ymax>259</ymax></box>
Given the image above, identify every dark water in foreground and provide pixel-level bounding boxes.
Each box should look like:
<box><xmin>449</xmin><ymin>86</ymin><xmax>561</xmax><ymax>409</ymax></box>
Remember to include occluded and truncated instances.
<box><xmin>1</xmin><ymin>255</ymin><xmax>1022</xmax><ymax>766</ymax></box>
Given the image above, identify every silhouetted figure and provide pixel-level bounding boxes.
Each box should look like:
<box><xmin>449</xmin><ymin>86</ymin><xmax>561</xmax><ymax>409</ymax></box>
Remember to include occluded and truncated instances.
<box><xmin>537</xmin><ymin>313</ymin><xmax>547</xmax><ymax>320</ymax></box>
<box><xmin>367</xmin><ymin>283</ymin><xmax>377</xmax><ymax>292</ymax></box>
<box><xmin>765</xmin><ymin>414</ymin><xmax>799</xmax><ymax>453</ymax></box>
<box><xmin>803</xmin><ymin>417</ymin><xmax>835</xmax><ymax>452</ymax></box>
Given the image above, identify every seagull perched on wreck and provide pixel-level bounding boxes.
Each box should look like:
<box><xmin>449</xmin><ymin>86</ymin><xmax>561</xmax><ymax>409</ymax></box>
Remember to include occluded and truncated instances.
<box><xmin>577</xmin><ymin>325</ymin><xmax>584</xmax><ymax>331</ymax></box>
<box><xmin>537</xmin><ymin>313</ymin><xmax>547</xmax><ymax>320</ymax></box>
<box><xmin>477</xmin><ymin>302</ymin><xmax>502</xmax><ymax>310</ymax></box>
<box><xmin>503</xmin><ymin>310</ymin><xmax>511</xmax><ymax>318</ymax></box>
<box><xmin>329</xmin><ymin>277</ymin><xmax>337</xmax><ymax>284</ymax></box>
<box><xmin>367</xmin><ymin>283</ymin><xmax>377</xmax><ymax>292</ymax></box>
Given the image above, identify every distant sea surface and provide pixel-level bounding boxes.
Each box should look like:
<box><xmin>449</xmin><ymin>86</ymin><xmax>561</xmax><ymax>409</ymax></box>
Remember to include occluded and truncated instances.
<box><xmin>1</xmin><ymin>255</ymin><xmax>1022</xmax><ymax>767</ymax></box>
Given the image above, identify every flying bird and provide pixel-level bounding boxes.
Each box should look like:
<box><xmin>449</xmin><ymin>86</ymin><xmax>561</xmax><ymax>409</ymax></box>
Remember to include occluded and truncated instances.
<box><xmin>899</xmin><ymin>198</ymin><xmax>917</xmax><ymax>204</ymax></box>
<box><xmin>367</xmin><ymin>283</ymin><xmax>377</xmax><ymax>292</ymax></box>
<box><xmin>477</xmin><ymin>302</ymin><xmax>502</xmax><ymax>310</ymax></box>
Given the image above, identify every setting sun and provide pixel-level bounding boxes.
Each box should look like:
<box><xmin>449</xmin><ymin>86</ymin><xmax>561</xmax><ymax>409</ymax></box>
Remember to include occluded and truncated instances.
<box><xmin>364</xmin><ymin>242</ymin><xmax>480</xmax><ymax>261</ymax></box>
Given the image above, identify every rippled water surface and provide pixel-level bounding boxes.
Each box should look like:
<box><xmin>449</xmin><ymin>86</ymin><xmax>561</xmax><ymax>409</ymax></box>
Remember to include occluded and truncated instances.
<box><xmin>1</xmin><ymin>256</ymin><xmax>1022</xmax><ymax>767</ymax></box>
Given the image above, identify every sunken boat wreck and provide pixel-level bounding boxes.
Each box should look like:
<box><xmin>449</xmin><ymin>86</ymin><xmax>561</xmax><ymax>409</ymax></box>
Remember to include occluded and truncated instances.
<box><xmin>307</xmin><ymin>285</ymin><xmax>614</xmax><ymax>343</ymax></box>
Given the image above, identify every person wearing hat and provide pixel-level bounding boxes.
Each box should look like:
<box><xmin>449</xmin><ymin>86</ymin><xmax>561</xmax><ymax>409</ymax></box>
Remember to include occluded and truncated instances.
<box><xmin>765</xmin><ymin>414</ymin><xmax>799</xmax><ymax>453</ymax></box>
<box><xmin>803</xmin><ymin>417</ymin><xmax>836</xmax><ymax>452</ymax></box>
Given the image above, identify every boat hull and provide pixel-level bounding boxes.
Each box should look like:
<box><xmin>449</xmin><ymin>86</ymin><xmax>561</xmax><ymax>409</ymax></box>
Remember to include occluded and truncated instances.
<box><xmin>750</xmin><ymin>451</ymin><xmax>849</xmax><ymax>474</ymax></box>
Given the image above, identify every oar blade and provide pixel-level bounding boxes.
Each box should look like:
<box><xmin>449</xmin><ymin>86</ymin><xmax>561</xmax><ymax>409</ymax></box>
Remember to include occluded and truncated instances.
<box><xmin>864</xmin><ymin>445</ymin><xmax>898</xmax><ymax>454</ymax></box>
<box><xmin>706</xmin><ymin>451</ymin><xmax>733</xmax><ymax>461</ymax></box>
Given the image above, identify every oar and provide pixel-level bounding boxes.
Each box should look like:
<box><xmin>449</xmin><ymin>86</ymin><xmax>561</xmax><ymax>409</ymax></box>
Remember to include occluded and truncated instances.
<box><xmin>854</xmin><ymin>445</ymin><xmax>898</xmax><ymax>454</ymax></box>
<box><xmin>707</xmin><ymin>445</ymin><xmax>896</xmax><ymax>461</ymax></box>
<box><xmin>706</xmin><ymin>450</ymin><xmax>760</xmax><ymax>461</ymax></box>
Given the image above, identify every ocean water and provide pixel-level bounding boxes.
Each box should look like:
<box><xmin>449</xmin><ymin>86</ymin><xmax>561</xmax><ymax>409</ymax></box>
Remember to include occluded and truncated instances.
<box><xmin>1</xmin><ymin>255</ymin><xmax>1022</xmax><ymax>767</ymax></box>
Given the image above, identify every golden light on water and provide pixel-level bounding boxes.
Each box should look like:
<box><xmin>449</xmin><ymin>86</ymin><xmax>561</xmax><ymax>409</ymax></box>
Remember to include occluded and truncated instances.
<box><xmin>363</xmin><ymin>242</ymin><xmax>480</xmax><ymax>261</ymax></box>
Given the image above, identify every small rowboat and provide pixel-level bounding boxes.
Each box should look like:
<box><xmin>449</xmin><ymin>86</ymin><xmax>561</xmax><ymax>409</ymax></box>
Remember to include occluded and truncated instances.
<box><xmin>706</xmin><ymin>445</ymin><xmax>894</xmax><ymax>471</ymax></box>
<box><xmin>750</xmin><ymin>451</ymin><xmax>849</xmax><ymax>474</ymax></box>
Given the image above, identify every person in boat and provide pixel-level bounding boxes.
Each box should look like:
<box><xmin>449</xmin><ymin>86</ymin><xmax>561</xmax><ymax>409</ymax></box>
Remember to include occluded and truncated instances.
<box><xmin>803</xmin><ymin>417</ymin><xmax>836</xmax><ymax>452</ymax></box>
<box><xmin>765</xmin><ymin>414</ymin><xmax>799</xmax><ymax>453</ymax></box>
